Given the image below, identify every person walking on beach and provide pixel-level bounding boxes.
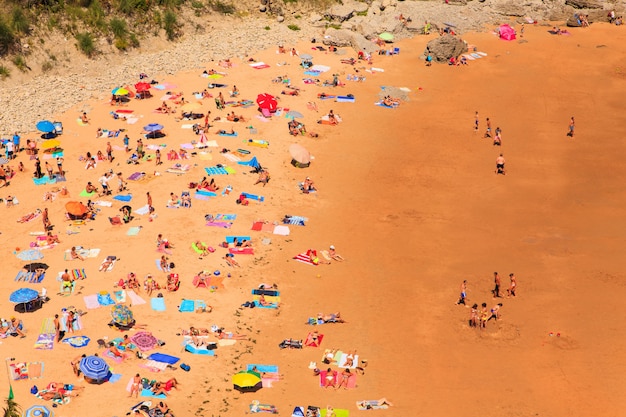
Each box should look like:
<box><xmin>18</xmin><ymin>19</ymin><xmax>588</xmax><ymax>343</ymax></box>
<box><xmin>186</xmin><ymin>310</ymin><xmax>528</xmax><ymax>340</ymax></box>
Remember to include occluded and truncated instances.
<box><xmin>469</xmin><ymin>304</ymin><xmax>479</xmax><ymax>328</ymax></box>
<box><xmin>106</xmin><ymin>141</ymin><xmax>113</xmax><ymax>162</ymax></box>
<box><xmin>456</xmin><ymin>280</ymin><xmax>468</xmax><ymax>305</ymax></box>
<box><xmin>136</xmin><ymin>138</ymin><xmax>144</xmax><ymax>158</ymax></box>
<box><xmin>42</xmin><ymin>207</ymin><xmax>51</xmax><ymax>231</ymax></box>
<box><xmin>567</xmin><ymin>116</ymin><xmax>575</xmax><ymax>137</ymax></box>
<box><xmin>54</xmin><ymin>314</ymin><xmax>65</xmax><ymax>342</ymax></box>
<box><xmin>484</xmin><ymin>117</ymin><xmax>492</xmax><ymax>138</ymax></box>
<box><xmin>147</xmin><ymin>192</ymin><xmax>153</xmax><ymax>211</ymax></box>
<box><xmin>492</xmin><ymin>272</ymin><xmax>502</xmax><ymax>298</ymax></box>
<box><xmin>507</xmin><ymin>273</ymin><xmax>517</xmax><ymax>297</ymax></box>
<box><xmin>488</xmin><ymin>303</ymin><xmax>503</xmax><ymax>321</ymax></box>
<box><xmin>495</xmin><ymin>154</ymin><xmax>506</xmax><ymax>175</ymax></box>
<box><xmin>474</xmin><ymin>111</ymin><xmax>479</xmax><ymax>133</ymax></box>
<box><xmin>123</xmin><ymin>134</ymin><xmax>130</xmax><ymax>152</ymax></box>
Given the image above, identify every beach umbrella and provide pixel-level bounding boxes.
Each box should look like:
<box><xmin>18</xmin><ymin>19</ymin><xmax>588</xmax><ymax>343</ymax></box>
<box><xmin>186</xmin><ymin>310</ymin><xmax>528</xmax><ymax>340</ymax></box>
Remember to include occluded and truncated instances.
<box><xmin>111</xmin><ymin>304</ymin><xmax>134</xmax><ymax>326</ymax></box>
<box><xmin>285</xmin><ymin>111</ymin><xmax>304</xmax><ymax>120</ymax></box>
<box><xmin>79</xmin><ymin>356</ymin><xmax>111</xmax><ymax>382</ymax></box>
<box><xmin>112</xmin><ymin>87</ymin><xmax>130</xmax><ymax>96</ymax></box>
<box><xmin>23</xmin><ymin>262</ymin><xmax>48</xmax><ymax>272</ymax></box>
<box><xmin>65</xmin><ymin>201</ymin><xmax>88</xmax><ymax>216</ymax></box>
<box><xmin>0</xmin><ymin>157</ymin><xmax>9</xmax><ymax>164</ymax></box>
<box><xmin>134</xmin><ymin>82</ymin><xmax>151</xmax><ymax>92</ymax></box>
<box><xmin>180</xmin><ymin>102</ymin><xmax>202</xmax><ymax>112</ymax></box>
<box><xmin>16</xmin><ymin>249</ymin><xmax>44</xmax><ymax>261</ymax></box>
<box><xmin>289</xmin><ymin>143</ymin><xmax>311</xmax><ymax>165</ymax></box>
<box><xmin>10</xmin><ymin>288</ymin><xmax>40</xmax><ymax>304</ymax></box>
<box><xmin>42</xmin><ymin>139</ymin><xmax>61</xmax><ymax>150</ymax></box>
<box><xmin>232</xmin><ymin>371</ymin><xmax>263</xmax><ymax>393</ymax></box>
<box><xmin>378</xmin><ymin>32</ymin><xmax>394</xmax><ymax>42</ymax></box>
<box><xmin>130</xmin><ymin>331</ymin><xmax>158</xmax><ymax>351</ymax></box>
<box><xmin>300</xmin><ymin>53</ymin><xmax>313</xmax><ymax>60</ymax></box>
<box><xmin>36</xmin><ymin>120</ymin><xmax>55</xmax><ymax>133</ymax></box>
<box><xmin>144</xmin><ymin>123</ymin><xmax>164</xmax><ymax>132</ymax></box>
<box><xmin>24</xmin><ymin>404</ymin><xmax>53</xmax><ymax>417</ymax></box>
<box><xmin>256</xmin><ymin>93</ymin><xmax>278</xmax><ymax>112</ymax></box>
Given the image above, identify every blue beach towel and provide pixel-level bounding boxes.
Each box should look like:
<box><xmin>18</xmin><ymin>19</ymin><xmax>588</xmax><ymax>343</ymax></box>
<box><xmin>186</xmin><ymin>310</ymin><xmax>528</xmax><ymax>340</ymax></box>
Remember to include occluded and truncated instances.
<box><xmin>98</xmin><ymin>293</ymin><xmax>116</xmax><ymax>306</ymax></box>
<box><xmin>247</xmin><ymin>364</ymin><xmax>278</xmax><ymax>373</ymax></box>
<box><xmin>336</xmin><ymin>96</ymin><xmax>355</xmax><ymax>103</ymax></box>
<box><xmin>113</xmin><ymin>194</ymin><xmax>133</xmax><ymax>202</ymax></box>
<box><xmin>185</xmin><ymin>344</ymin><xmax>215</xmax><ymax>355</ymax></box>
<box><xmin>141</xmin><ymin>388</ymin><xmax>166</xmax><ymax>399</ymax></box>
<box><xmin>204</xmin><ymin>166</ymin><xmax>233</xmax><ymax>176</ymax></box>
<box><xmin>217</xmin><ymin>132</ymin><xmax>238</xmax><ymax>137</ymax></box>
<box><xmin>147</xmin><ymin>353</ymin><xmax>180</xmax><ymax>364</ymax></box>
<box><xmin>225</xmin><ymin>235</ymin><xmax>251</xmax><ymax>243</ymax></box>
<box><xmin>151</xmin><ymin>297</ymin><xmax>166</xmax><ymax>311</ymax></box>
<box><xmin>179</xmin><ymin>299</ymin><xmax>195</xmax><ymax>312</ymax></box>
<box><xmin>241</xmin><ymin>192</ymin><xmax>264</xmax><ymax>202</ymax></box>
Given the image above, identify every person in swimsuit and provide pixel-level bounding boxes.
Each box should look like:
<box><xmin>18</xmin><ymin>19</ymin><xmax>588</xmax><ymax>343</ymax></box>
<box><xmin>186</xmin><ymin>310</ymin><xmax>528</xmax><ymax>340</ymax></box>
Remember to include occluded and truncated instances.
<box><xmin>335</xmin><ymin>368</ymin><xmax>352</xmax><ymax>390</ymax></box>
<box><xmin>129</xmin><ymin>373</ymin><xmax>141</xmax><ymax>397</ymax></box>
<box><xmin>323</xmin><ymin>368</ymin><xmax>336</xmax><ymax>388</ymax></box>
<box><xmin>456</xmin><ymin>280</ymin><xmax>467</xmax><ymax>305</ymax></box>
<box><xmin>507</xmin><ymin>273</ymin><xmax>517</xmax><ymax>297</ymax></box>
<box><xmin>488</xmin><ymin>303</ymin><xmax>503</xmax><ymax>321</ymax></box>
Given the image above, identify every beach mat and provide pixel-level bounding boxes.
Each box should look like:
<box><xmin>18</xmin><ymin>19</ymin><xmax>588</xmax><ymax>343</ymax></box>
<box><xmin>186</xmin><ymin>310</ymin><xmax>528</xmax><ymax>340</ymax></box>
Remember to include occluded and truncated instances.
<box><xmin>33</xmin><ymin>318</ymin><xmax>55</xmax><ymax>350</ymax></box>
<box><xmin>84</xmin><ymin>294</ymin><xmax>101</xmax><ymax>309</ymax></box>
<box><xmin>127</xmin><ymin>226</ymin><xmax>142</xmax><ymax>236</ymax></box>
<box><xmin>185</xmin><ymin>344</ymin><xmax>215</xmax><ymax>355</ymax></box>
<box><xmin>140</xmin><ymin>388</ymin><xmax>166</xmax><ymax>399</ymax></box>
<box><xmin>147</xmin><ymin>353</ymin><xmax>180</xmax><ymax>364</ymax></box>
<box><xmin>151</xmin><ymin>297</ymin><xmax>166</xmax><ymax>311</ymax></box>
<box><xmin>293</xmin><ymin>253</ymin><xmax>317</xmax><ymax>266</ymax></box>
<box><xmin>127</xmin><ymin>290</ymin><xmax>147</xmax><ymax>305</ymax></box>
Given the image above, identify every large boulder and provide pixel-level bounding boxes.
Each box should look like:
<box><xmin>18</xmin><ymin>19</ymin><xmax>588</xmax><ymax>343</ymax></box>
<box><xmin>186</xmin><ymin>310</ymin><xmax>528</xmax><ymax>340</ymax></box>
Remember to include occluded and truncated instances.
<box><xmin>326</xmin><ymin>4</ymin><xmax>355</xmax><ymax>22</ymax></box>
<box><xmin>565</xmin><ymin>0</ymin><xmax>602</xmax><ymax>9</ymax></box>
<box><xmin>423</xmin><ymin>35</ymin><xmax>467</xmax><ymax>63</ymax></box>
<box><xmin>322</xmin><ymin>28</ymin><xmax>377</xmax><ymax>54</ymax></box>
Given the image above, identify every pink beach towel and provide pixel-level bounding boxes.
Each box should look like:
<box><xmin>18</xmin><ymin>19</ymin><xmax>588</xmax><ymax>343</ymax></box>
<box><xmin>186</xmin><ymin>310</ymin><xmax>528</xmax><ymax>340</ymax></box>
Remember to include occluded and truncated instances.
<box><xmin>229</xmin><ymin>247</ymin><xmax>254</xmax><ymax>255</ymax></box>
<box><xmin>83</xmin><ymin>294</ymin><xmax>101</xmax><ymax>309</ymax></box>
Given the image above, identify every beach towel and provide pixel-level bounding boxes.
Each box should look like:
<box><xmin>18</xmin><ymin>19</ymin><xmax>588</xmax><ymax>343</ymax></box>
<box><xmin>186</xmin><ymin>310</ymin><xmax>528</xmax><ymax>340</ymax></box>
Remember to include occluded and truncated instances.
<box><xmin>252</xmin><ymin>289</ymin><xmax>280</xmax><ymax>296</ymax></box>
<box><xmin>250</xmin><ymin>402</ymin><xmax>278</xmax><ymax>414</ymax></box>
<box><xmin>218</xmin><ymin>131</ymin><xmax>238</xmax><ymax>137</ymax></box>
<box><xmin>151</xmin><ymin>297</ymin><xmax>166</xmax><ymax>311</ymax></box>
<box><xmin>127</xmin><ymin>226</ymin><xmax>142</xmax><ymax>236</ymax></box>
<box><xmin>205</xmin><ymin>166</ymin><xmax>234</xmax><ymax>176</ymax></box>
<box><xmin>305</xmin><ymin>332</ymin><xmax>324</xmax><ymax>347</ymax></box>
<box><xmin>206</xmin><ymin>221</ymin><xmax>232</xmax><ymax>228</ymax></box>
<box><xmin>134</xmin><ymin>205</ymin><xmax>150</xmax><ymax>216</ymax></box>
<box><xmin>114</xmin><ymin>290</ymin><xmax>126</xmax><ymax>303</ymax></box>
<box><xmin>103</xmin><ymin>348</ymin><xmax>127</xmax><ymax>363</ymax></box>
<box><xmin>321</xmin><ymin>408</ymin><xmax>349</xmax><ymax>417</ymax></box>
<box><xmin>33</xmin><ymin>176</ymin><xmax>56</xmax><ymax>185</ymax></box>
<box><xmin>336</xmin><ymin>96</ymin><xmax>355</xmax><ymax>103</ymax></box>
<box><xmin>356</xmin><ymin>400</ymin><xmax>389</xmax><ymax>410</ymax></box>
<box><xmin>79</xmin><ymin>189</ymin><xmax>96</xmax><ymax>197</ymax></box>
<box><xmin>273</xmin><ymin>225</ymin><xmax>290</xmax><ymax>236</ymax></box>
<box><xmin>293</xmin><ymin>253</ymin><xmax>317</xmax><ymax>266</ymax></box>
<box><xmin>97</xmin><ymin>292</ymin><xmax>115</xmax><ymax>306</ymax></box>
<box><xmin>127</xmin><ymin>172</ymin><xmax>145</xmax><ymax>181</ymax></box>
<box><xmin>283</xmin><ymin>215</ymin><xmax>307</xmax><ymax>226</ymax></box>
<box><xmin>178</xmin><ymin>299</ymin><xmax>196</xmax><ymax>312</ymax></box>
<box><xmin>83</xmin><ymin>294</ymin><xmax>101</xmax><ymax>309</ymax></box>
<box><xmin>34</xmin><ymin>318</ymin><xmax>55</xmax><ymax>350</ymax></box>
<box><xmin>138</xmin><ymin>360</ymin><xmax>168</xmax><ymax>372</ymax></box>
<box><xmin>59</xmin><ymin>310</ymin><xmax>83</xmax><ymax>332</ymax></box>
<box><xmin>147</xmin><ymin>353</ymin><xmax>180</xmax><ymax>364</ymax></box>
<box><xmin>35</xmin><ymin>389</ymin><xmax>71</xmax><ymax>405</ymax></box>
<box><xmin>247</xmin><ymin>364</ymin><xmax>278</xmax><ymax>373</ymax></box>
<box><xmin>141</xmin><ymin>388</ymin><xmax>167</xmax><ymax>399</ymax></box>
<box><xmin>127</xmin><ymin>289</ymin><xmax>147</xmax><ymax>305</ymax></box>
<box><xmin>230</xmin><ymin>247</ymin><xmax>254</xmax><ymax>255</ymax></box>
<box><xmin>292</xmin><ymin>406</ymin><xmax>306</xmax><ymax>417</ymax></box>
<box><xmin>62</xmin><ymin>335</ymin><xmax>91</xmax><ymax>348</ymax></box>
<box><xmin>250</xmin><ymin>62</ymin><xmax>270</xmax><ymax>69</ymax></box>
<box><xmin>9</xmin><ymin>362</ymin><xmax>44</xmax><ymax>380</ymax></box>
<box><xmin>310</xmin><ymin>64</ymin><xmax>331</xmax><ymax>73</ymax></box>
<box><xmin>99</xmin><ymin>256</ymin><xmax>117</xmax><ymax>272</ymax></box>
<box><xmin>240</xmin><ymin>192</ymin><xmax>264</xmax><ymax>202</ymax></box>
<box><xmin>253</xmin><ymin>300</ymin><xmax>279</xmax><ymax>309</ymax></box>
<box><xmin>247</xmin><ymin>139</ymin><xmax>269</xmax><ymax>148</ymax></box>
<box><xmin>113</xmin><ymin>194</ymin><xmax>132</xmax><ymax>202</ymax></box>
<box><xmin>375</xmin><ymin>101</ymin><xmax>397</xmax><ymax>109</ymax></box>
<box><xmin>185</xmin><ymin>343</ymin><xmax>215</xmax><ymax>355</ymax></box>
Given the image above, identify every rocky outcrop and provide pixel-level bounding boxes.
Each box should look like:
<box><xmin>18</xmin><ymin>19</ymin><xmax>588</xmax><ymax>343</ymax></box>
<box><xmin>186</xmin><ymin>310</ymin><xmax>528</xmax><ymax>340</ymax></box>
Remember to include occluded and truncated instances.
<box><xmin>423</xmin><ymin>35</ymin><xmax>467</xmax><ymax>63</ymax></box>
<box><xmin>565</xmin><ymin>0</ymin><xmax>602</xmax><ymax>9</ymax></box>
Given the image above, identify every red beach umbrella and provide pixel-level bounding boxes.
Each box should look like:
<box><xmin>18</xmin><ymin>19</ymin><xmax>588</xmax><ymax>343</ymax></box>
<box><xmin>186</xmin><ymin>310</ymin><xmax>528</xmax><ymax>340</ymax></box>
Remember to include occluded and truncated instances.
<box><xmin>256</xmin><ymin>93</ymin><xmax>278</xmax><ymax>112</ymax></box>
<box><xmin>135</xmin><ymin>82</ymin><xmax>151</xmax><ymax>92</ymax></box>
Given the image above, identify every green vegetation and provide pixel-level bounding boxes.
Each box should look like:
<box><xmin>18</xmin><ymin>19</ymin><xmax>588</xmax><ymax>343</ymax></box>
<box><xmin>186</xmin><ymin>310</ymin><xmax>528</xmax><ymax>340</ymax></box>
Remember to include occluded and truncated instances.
<box><xmin>11</xmin><ymin>8</ymin><xmax>31</xmax><ymax>35</ymax></box>
<box><xmin>0</xmin><ymin>65</ymin><xmax>10</xmax><ymax>79</ymax></box>
<box><xmin>356</xmin><ymin>10</ymin><xmax>367</xmax><ymax>16</ymax></box>
<box><xmin>12</xmin><ymin>55</ymin><xmax>29</xmax><ymax>72</ymax></box>
<box><xmin>208</xmin><ymin>0</ymin><xmax>236</xmax><ymax>15</ymax></box>
<box><xmin>264</xmin><ymin>26</ymin><xmax>271</xmax><ymax>30</ymax></box>
<box><xmin>41</xmin><ymin>60</ymin><xmax>54</xmax><ymax>72</ymax></box>
<box><xmin>163</xmin><ymin>10</ymin><xmax>178</xmax><ymax>40</ymax></box>
<box><xmin>0</xmin><ymin>17</ymin><xmax>17</xmax><ymax>56</ymax></box>
<box><xmin>3</xmin><ymin>397</ymin><xmax>22</xmax><ymax>417</ymax></box>
<box><xmin>76</xmin><ymin>32</ymin><xmax>96</xmax><ymax>57</ymax></box>
<box><xmin>287</xmin><ymin>24</ymin><xmax>300</xmax><ymax>31</ymax></box>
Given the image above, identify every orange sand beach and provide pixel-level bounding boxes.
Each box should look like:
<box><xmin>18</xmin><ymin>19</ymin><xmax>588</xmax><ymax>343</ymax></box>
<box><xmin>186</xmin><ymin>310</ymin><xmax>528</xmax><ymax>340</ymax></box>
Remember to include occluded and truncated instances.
<box><xmin>1</xmin><ymin>22</ymin><xmax>626</xmax><ymax>417</ymax></box>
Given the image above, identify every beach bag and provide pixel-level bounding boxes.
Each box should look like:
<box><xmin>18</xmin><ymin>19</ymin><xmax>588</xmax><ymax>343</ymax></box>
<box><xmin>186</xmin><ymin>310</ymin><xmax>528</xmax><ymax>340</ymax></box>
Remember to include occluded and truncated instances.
<box><xmin>180</xmin><ymin>363</ymin><xmax>191</xmax><ymax>372</ymax></box>
<box><xmin>30</xmin><ymin>385</ymin><xmax>38</xmax><ymax>394</ymax></box>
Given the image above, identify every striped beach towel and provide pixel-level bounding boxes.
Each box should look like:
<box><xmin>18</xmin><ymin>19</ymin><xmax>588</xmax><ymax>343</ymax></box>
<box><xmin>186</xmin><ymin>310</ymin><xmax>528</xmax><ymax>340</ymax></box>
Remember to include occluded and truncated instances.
<box><xmin>34</xmin><ymin>318</ymin><xmax>55</xmax><ymax>350</ymax></box>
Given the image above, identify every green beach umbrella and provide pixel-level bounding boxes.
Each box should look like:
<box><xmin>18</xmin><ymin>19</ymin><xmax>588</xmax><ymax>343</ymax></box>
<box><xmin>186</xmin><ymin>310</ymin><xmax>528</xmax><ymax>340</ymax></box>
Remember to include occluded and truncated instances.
<box><xmin>379</xmin><ymin>32</ymin><xmax>394</xmax><ymax>42</ymax></box>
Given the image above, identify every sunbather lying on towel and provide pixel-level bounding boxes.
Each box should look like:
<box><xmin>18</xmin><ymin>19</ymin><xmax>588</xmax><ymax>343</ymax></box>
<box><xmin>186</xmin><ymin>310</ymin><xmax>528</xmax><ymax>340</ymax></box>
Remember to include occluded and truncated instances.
<box><xmin>317</xmin><ymin>312</ymin><xmax>345</xmax><ymax>323</ymax></box>
<box><xmin>223</xmin><ymin>253</ymin><xmax>240</xmax><ymax>267</ymax></box>
<box><xmin>47</xmin><ymin>382</ymin><xmax>85</xmax><ymax>397</ymax></box>
<box><xmin>17</xmin><ymin>209</ymin><xmax>42</xmax><ymax>223</ymax></box>
<box><xmin>199</xmin><ymin>177</ymin><xmax>220</xmax><ymax>191</ymax></box>
<box><xmin>216</xmin><ymin>328</ymin><xmax>248</xmax><ymax>340</ymax></box>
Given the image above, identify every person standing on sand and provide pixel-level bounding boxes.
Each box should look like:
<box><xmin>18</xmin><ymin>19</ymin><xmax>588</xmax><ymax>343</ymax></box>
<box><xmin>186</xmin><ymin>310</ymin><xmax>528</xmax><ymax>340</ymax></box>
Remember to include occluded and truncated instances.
<box><xmin>456</xmin><ymin>280</ymin><xmax>468</xmax><ymax>305</ymax></box>
<box><xmin>480</xmin><ymin>303</ymin><xmax>488</xmax><ymax>329</ymax></box>
<box><xmin>507</xmin><ymin>273</ymin><xmax>517</xmax><ymax>297</ymax></box>
<box><xmin>520</xmin><ymin>23</ymin><xmax>525</xmax><ymax>38</ymax></box>
<box><xmin>42</xmin><ymin>207</ymin><xmax>51</xmax><ymax>231</ymax></box>
<box><xmin>155</xmin><ymin>149</ymin><xmax>162</xmax><ymax>165</ymax></box>
<box><xmin>147</xmin><ymin>192</ymin><xmax>153</xmax><ymax>211</ymax></box>
<box><xmin>488</xmin><ymin>303</ymin><xmax>503</xmax><ymax>321</ymax></box>
<box><xmin>123</xmin><ymin>134</ymin><xmax>130</xmax><ymax>152</ymax></box>
<box><xmin>54</xmin><ymin>314</ymin><xmax>65</xmax><ymax>342</ymax></box>
<box><xmin>136</xmin><ymin>138</ymin><xmax>144</xmax><ymax>158</ymax></box>
<box><xmin>484</xmin><ymin>117</ymin><xmax>492</xmax><ymax>138</ymax></box>
<box><xmin>106</xmin><ymin>142</ymin><xmax>113</xmax><ymax>162</ymax></box>
<box><xmin>469</xmin><ymin>304</ymin><xmax>479</xmax><ymax>328</ymax></box>
<box><xmin>129</xmin><ymin>373</ymin><xmax>141</xmax><ymax>398</ymax></box>
<box><xmin>567</xmin><ymin>116</ymin><xmax>575</xmax><ymax>137</ymax></box>
<box><xmin>495</xmin><ymin>154</ymin><xmax>506</xmax><ymax>175</ymax></box>
<box><xmin>492</xmin><ymin>272</ymin><xmax>502</xmax><ymax>298</ymax></box>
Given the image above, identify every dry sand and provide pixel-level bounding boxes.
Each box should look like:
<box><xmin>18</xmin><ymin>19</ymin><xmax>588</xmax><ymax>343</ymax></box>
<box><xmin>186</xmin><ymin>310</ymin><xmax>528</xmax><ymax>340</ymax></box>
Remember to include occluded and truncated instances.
<box><xmin>1</xmin><ymin>21</ymin><xmax>626</xmax><ymax>417</ymax></box>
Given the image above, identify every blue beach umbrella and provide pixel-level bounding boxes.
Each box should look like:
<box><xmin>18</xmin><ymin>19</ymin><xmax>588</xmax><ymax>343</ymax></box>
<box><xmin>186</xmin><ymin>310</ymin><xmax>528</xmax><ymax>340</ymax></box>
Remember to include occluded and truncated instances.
<box><xmin>10</xmin><ymin>288</ymin><xmax>40</xmax><ymax>304</ymax></box>
<box><xmin>144</xmin><ymin>123</ymin><xmax>164</xmax><ymax>132</ymax></box>
<box><xmin>16</xmin><ymin>249</ymin><xmax>44</xmax><ymax>261</ymax></box>
<box><xmin>79</xmin><ymin>356</ymin><xmax>111</xmax><ymax>382</ymax></box>
<box><xmin>36</xmin><ymin>120</ymin><xmax>55</xmax><ymax>133</ymax></box>
<box><xmin>24</xmin><ymin>404</ymin><xmax>53</xmax><ymax>417</ymax></box>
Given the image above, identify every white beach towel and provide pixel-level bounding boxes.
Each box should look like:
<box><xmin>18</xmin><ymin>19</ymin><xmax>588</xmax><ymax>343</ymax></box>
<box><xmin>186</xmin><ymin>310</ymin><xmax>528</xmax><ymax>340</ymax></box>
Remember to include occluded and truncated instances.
<box><xmin>127</xmin><ymin>290</ymin><xmax>146</xmax><ymax>305</ymax></box>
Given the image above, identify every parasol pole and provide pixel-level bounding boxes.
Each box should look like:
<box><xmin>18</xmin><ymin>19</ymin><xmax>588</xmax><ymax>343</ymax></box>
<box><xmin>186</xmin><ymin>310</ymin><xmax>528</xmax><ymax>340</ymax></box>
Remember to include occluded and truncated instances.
<box><xmin>5</xmin><ymin>357</ymin><xmax>16</xmax><ymax>400</ymax></box>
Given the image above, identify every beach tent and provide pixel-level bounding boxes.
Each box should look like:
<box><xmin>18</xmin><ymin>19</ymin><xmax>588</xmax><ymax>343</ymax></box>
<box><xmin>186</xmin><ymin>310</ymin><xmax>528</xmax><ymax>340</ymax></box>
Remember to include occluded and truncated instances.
<box><xmin>499</xmin><ymin>24</ymin><xmax>517</xmax><ymax>41</ymax></box>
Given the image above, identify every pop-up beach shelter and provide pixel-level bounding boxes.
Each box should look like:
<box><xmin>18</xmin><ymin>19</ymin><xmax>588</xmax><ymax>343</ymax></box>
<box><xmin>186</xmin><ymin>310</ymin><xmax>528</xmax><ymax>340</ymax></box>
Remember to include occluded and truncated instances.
<box><xmin>499</xmin><ymin>24</ymin><xmax>517</xmax><ymax>41</ymax></box>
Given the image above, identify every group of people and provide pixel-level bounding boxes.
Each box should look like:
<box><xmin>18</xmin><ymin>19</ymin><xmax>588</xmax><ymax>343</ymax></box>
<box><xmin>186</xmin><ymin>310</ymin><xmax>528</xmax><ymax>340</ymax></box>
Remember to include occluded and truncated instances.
<box><xmin>456</xmin><ymin>272</ymin><xmax>517</xmax><ymax>329</ymax></box>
